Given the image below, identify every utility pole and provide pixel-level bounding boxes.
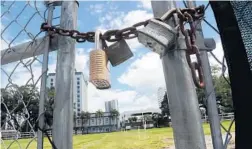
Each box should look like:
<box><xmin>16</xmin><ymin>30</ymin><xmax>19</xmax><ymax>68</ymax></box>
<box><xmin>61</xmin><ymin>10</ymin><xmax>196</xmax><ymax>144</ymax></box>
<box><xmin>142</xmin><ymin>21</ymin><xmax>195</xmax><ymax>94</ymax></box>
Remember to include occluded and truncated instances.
<box><xmin>187</xmin><ymin>1</ymin><xmax>224</xmax><ymax>149</ymax></box>
<box><xmin>52</xmin><ymin>1</ymin><xmax>78</xmax><ymax>149</ymax></box>
<box><xmin>151</xmin><ymin>1</ymin><xmax>206</xmax><ymax>149</ymax></box>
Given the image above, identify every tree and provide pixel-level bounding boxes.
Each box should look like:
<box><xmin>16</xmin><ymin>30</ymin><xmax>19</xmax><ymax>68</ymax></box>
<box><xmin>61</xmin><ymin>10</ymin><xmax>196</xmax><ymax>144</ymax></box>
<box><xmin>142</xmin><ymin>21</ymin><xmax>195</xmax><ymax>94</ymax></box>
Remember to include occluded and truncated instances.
<box><xmin>95</xmin><ymin>110</ymin><xmax>104</xmax><ymax>127</ymax></box>
<box><xmin>132</xmin><ymin>116</ymin><xmax>137</xmax><ymax>122</ymax></box>
<box><xmin>127</xmin><ymin>117</ymin><xmax>134</xmax><ymax>124</ymax></box>
<box><xmin>44</xmin><ymin>87</ymin><xmax>55</xmax><ymax>127</ymax></box>
<box><xmin>83</xmin><ymin>111</ymin><xmax>90</xmax><ymax>134</ymax></box>
<box><xmin>110</xmin><ymin>109</ymin><xmax>119</xmax><ymax>131</ymax></box>
<box><xmin>80</xmin><ymin>111</ymin><xmax>90</xmax><ymax>134</ymax></box>
<box><xmin>152</xmin><ymin>113</ymin><xmax>162</xmax><ymax>127</ymax></box>
<box><xmin>196</xmin><ymin>65</ymin><xmax>233</xmax><ymax>114</ymax></box>
<box><xmin>160</xmin><ymin>92</ymin><xmax>170</xmax><ymax>118</ymax></box>
<box><xmin>1</xmin><ymin>85</ymin><xmax>40</xmax><ymax>132</ymax></box>
<box><xmin>73</xmin><ymin>114</ymin><xmax>77</xmax><ymax>134</ymax></box>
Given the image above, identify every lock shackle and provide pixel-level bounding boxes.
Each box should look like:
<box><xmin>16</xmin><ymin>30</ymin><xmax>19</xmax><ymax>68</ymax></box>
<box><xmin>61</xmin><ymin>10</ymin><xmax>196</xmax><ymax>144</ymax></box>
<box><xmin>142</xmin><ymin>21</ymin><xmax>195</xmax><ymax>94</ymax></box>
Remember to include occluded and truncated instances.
<box><xmin>95</xmin><ymin>30</ymin><xmax>102</xmax><ymax>50</ymax></box>
<box><xmin>160</xmin><ymin>8</ymin><xmax>176</xmax><ymax>21</ymax></box>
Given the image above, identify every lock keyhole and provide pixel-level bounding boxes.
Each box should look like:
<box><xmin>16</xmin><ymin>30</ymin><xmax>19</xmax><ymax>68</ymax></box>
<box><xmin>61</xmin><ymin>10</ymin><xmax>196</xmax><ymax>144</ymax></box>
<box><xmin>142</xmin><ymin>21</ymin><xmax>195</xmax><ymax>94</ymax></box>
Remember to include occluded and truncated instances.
<box><xmin>147</xmin><ymin>42</ymin><xmax>152</xmax><ymax>48</ymax></box>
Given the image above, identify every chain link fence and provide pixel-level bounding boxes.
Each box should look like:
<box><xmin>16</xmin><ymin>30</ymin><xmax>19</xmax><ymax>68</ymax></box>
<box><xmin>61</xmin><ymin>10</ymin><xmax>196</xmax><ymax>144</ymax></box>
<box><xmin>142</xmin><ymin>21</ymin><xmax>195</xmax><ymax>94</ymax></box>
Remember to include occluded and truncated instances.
<box><xmin>1</xmin><ymin>1</ymin><xmax>239</xmax><ymax>149</ymax></box>
<box><xmin>1</xmin><ymin>1</ymin><xmax>50</xmax><ymax>148</ymax></box>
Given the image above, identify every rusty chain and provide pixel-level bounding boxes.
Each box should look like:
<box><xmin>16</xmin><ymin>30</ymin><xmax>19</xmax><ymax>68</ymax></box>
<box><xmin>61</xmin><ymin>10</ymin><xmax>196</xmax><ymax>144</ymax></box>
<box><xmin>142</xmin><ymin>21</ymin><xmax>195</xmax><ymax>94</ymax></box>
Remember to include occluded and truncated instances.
<box><xmin>177</xmin><ymin>9</ymin><xmax>205</xmax><ymax>88</ymax></box>
<box><xmin>40</xmin><ymin>5</ymin><xmax>205</xmax><ymax>88</ymax></box>
<box><xmin>40</xmin><ymin>5</ymin><xmax>204</xmax><ymax>43</ymax></box>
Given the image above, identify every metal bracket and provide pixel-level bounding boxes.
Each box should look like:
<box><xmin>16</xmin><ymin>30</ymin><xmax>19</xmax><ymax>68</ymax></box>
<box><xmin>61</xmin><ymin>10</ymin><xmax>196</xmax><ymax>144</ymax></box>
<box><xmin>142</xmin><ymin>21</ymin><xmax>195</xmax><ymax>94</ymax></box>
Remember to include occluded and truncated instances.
<box><xmin>44</xmin><ymin>1</ymin><xmax>62</xmax><ymax>7</ymax></box>
<box><xmin>44</xmin><ymin>0</ymin><xmax>79</xmax><ymax>7</ymax></box>
<box><xmin>161</xmin><ymin>37</ymin><xmax>216</xmax><ymax>58</ymax></box>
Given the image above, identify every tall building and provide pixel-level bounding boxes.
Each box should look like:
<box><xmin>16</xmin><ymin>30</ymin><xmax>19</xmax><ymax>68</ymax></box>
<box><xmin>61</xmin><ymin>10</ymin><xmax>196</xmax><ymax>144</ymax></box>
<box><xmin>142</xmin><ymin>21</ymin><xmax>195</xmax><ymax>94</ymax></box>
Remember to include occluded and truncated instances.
<box><xmin>157</xmin><ymin>87</ymin><xmax>166</xmax><ymax>108</ymax></box>
<box><xmin>105</xmin><ymin>99</ymin><xmax>119</xmax><ymax>112</ymax></box>
<box><xmin>47</xmin><ymin>72</ymin><xmax>88</xmax><ymax>117</ymax></box>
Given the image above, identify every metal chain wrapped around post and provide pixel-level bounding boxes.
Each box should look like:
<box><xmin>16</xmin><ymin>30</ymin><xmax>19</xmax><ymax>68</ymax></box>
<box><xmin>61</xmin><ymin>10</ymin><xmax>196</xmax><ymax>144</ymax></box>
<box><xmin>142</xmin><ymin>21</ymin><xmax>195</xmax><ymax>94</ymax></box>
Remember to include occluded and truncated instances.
<box><xmin>177</xmin><ymin>9</ymin><xmax>205</xmax><ymax>88</ymax></box>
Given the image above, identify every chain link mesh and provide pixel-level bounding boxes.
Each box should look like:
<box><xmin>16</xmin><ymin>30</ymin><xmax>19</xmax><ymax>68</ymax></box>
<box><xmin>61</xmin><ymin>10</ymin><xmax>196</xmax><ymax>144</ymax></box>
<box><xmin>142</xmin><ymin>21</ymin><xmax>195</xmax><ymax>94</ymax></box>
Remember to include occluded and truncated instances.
<box><xmin>1</xmin><ymin>1</ymin><xmax>49</xmax><ymax>148</ymax></box>
<box><xmin>231</xmin><ymin>1</ymin><xmax>252</xmax><ymax>71</ymax></box>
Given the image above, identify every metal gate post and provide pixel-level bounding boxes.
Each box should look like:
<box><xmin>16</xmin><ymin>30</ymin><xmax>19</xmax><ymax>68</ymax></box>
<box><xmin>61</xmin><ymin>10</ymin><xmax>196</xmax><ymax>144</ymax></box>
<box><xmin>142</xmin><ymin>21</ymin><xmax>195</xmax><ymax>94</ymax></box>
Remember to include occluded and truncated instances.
<box><xmin>37</xmin><ymin>3</ymin><xmax>54</xmax><ymax>149</ymax></box>
<box><xmin>52</xmin><ymin>1</ymin><xmax>78</xmax><ymax>149</ymax></box>
<box><xmin>186</xmin><ymin>1</ymin><xmax>224</xmax><ymax>149</ymax></box>
<box><xmin>151</xmin><ymin>1</ymin><xmax>206</xmax><ymax>149</ymax></box>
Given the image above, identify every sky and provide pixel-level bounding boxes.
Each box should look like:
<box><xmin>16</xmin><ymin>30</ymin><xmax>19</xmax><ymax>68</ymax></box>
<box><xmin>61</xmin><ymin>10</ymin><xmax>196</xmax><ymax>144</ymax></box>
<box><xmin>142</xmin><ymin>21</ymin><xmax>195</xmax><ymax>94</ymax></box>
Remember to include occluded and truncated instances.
<box><xmin>1</xmin><ymin>0</ymin><xmax>225</xmax><ymax>114</ymax></box>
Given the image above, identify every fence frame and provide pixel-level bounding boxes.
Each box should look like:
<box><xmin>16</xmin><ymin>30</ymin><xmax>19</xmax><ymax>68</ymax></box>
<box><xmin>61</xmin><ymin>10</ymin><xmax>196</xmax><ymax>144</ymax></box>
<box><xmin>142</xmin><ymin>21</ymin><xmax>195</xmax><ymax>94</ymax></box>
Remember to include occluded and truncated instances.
<box><xmin>51</xmin><ymin>1</ymin><xmax>78</xmax><ymax>149</ymax></box>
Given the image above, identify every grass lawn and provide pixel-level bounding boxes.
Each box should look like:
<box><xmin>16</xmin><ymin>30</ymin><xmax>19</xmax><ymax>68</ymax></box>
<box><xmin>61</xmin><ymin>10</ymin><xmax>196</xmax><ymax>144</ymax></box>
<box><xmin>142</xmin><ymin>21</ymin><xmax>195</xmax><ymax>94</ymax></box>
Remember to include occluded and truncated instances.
<box><xmin>1</xmin><ymin>121</ymin><xmax>235</xmax><ymax>149</ymax></box>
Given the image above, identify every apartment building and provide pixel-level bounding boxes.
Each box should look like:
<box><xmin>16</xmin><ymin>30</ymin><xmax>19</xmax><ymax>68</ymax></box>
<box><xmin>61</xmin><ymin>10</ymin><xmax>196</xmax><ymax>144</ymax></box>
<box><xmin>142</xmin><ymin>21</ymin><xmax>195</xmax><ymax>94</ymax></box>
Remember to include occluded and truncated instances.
<box><xmin>47</xmin><ymin>72</ymin><xmax>88</xmax><ymax>117</ymax></box>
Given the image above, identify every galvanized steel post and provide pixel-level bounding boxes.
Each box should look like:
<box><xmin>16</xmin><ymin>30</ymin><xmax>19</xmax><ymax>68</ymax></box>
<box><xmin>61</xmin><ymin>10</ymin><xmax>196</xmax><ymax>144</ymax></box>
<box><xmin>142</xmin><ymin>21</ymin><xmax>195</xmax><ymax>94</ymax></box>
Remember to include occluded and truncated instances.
<box><xmin>52</xmin><ymin>1</ymin><xmax>78</xmax><ymax>149</ymax></box>
<box><xmin>151</xmin><ymin>1</ymin><xmax>206</xmax><ymax>149</ymax></box>
<box><xmin>37</xmin><ymin>3</ymin><xmax>54</xmax><ymax>149</ymax></box>
<box><xmin>187</xmin><ymin>1</ymin><xmax>224</xmax><ymax>149</ymax></box>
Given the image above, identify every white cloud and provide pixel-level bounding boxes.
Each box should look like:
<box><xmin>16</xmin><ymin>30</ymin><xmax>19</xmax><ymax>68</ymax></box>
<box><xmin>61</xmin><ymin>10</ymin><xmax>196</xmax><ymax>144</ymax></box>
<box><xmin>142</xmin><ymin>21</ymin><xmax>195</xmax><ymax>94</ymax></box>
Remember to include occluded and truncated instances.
<box><xmin>98</xmin><ymin>10</ymin><xmax>153</xmax><ymax>52</ymax></box>
<box><xmin>87</xmin><ymin>83</ymin><xmax>159</xmax><ymax>113</ymax></box>
<box><xmin>88</xmin><ymin>4</ymin><xmax>105</xmax><ymax>14</ymax></box>
<box><xmin>137</xmin><ymin>0</ymin><xmax>152</xmax><ymax>10</ymax></box>
<box><xmin>1</xmin><ymin>48</ymin><xmax>89</xmax><ymax>88</ymax></box>
<box><xmin>118</xmin><ymin>52</ymin><xmax>165</xmax><ymax>92</ymax></box>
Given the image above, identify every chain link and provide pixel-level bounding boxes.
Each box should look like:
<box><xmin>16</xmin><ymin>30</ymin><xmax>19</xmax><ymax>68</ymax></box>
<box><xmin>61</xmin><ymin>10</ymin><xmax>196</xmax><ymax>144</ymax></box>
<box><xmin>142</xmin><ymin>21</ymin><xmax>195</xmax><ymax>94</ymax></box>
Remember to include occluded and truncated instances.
<box><xmin>40</xmin><ymin>6</ymin><xmax>204</xmax><ymax>43</ymax></box>
<box><xmin>177</xmin><ymin>9</ymin><xmax>205</xmax><ymax>88</ymax></box>
<box><xmin>40</xmin><ymin>6</ymin><xmax>205</xmax><ymax>88</ymax></box>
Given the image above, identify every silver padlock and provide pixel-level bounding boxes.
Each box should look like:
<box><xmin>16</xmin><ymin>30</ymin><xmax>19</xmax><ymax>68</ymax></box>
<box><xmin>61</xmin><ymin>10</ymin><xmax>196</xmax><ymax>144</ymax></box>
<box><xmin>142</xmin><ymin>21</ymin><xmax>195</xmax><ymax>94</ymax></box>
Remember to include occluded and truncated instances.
<box><xmin>106</xmin><ymin>39</ymin><xmax>133</xmax><ymax>67</ymax></box>
<box><xmin>137</xmin><ymin>18</ymin><xmax>177</xmax><ymax>56</ymax></box>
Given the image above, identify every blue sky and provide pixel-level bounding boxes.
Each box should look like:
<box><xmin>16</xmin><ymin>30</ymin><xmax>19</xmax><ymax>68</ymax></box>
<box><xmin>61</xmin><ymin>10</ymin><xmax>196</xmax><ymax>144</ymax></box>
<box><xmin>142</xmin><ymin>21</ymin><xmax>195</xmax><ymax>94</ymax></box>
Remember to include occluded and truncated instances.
<box><xmin>1</xmin><ymin>1</ymin><xmax>224</xmax><ymax>113</ymax></box>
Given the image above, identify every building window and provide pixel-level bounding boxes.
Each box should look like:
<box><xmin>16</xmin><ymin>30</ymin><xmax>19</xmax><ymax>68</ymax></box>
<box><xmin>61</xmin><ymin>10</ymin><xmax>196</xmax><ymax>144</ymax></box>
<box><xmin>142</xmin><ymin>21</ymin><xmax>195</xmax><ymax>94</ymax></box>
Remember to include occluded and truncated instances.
<box><xmin>77</xmin><ymin>109</ymin><xmax>80</xmax><ymax>112</ymax></box>
<box><xmin>77</xmin><ymin>113</ymin><xmax>80</xmax><ymax>116</ymax></box>
<box><xmin>92</xmin><ymin>127</ymin><xmax>95</xmax><ymax>131</ymax></box>
<box><xmin>77</xmin><ymin>99</ymin><xmax>80</xmax><ymax>102</ymax></box>
<box><xmin>77</xmin><ymin>104</ymin><xmax>80</xmax><ymax>107</ymax></box>
<box><xmin>91</xmin><ymin>119</ymin><xmax>94</xmax><ymax>123</ymax></box>
<box><xmin>77</xmin><ymin>78</ymin><xmax>80</xmax><ymax>80</ymax></box>
<box><xmin>77</xmin><ymin>90</ymin><xmax>80</xmax><ymax>93</ymax></box>
<box><xmin>50</xmin><ymin>83</ymin><xmax>53</xmax><ymax>86</ymax></box>
<box><xmin>51</xmin><ymin>78</ymin><xmax>53</xmax><ymax>82</ymax></box>
<box><xmin>77</xmin><ymin>81</ymin><xmax>80</xmax><ymax>85</ymax></box>
<box><xmin>77</xmin><ymin>86</ymin><xmax>80</xmax><ymax>89</ymax></box>
<box><xmin>106</xmin><ymin>118</ymin><xmax>109</xmax><ymax>123</ymax></box>
<box><xmin>77</xmin><ymin>95</ymin><xmax>80</xmax><ymax>98</ymax></box>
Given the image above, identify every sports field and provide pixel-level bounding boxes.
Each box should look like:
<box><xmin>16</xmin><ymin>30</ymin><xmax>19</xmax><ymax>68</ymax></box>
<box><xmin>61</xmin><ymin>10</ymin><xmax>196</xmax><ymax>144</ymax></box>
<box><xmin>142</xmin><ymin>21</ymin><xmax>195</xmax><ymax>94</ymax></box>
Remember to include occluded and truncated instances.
<box><xmin>1</xmin><ymin>121</ymin><xmax>235</xmax><ymax>149</ymax></box>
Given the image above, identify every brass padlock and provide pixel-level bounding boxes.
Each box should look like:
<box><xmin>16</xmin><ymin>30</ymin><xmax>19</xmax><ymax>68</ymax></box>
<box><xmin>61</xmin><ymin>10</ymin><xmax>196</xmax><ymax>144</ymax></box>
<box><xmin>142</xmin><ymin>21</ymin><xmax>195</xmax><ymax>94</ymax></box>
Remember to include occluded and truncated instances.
<box><xmin>89</xmin><ymin>30</ymin><xmax>111</xmax><ymax>89</ymax></box>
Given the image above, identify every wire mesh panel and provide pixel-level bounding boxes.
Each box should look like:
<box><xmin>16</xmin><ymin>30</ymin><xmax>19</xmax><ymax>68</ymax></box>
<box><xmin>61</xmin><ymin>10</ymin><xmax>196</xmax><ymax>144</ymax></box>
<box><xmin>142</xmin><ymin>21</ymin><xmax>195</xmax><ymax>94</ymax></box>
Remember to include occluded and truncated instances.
<box><xmin>1</xmin><ymin>1</ymin><xmax>49</xmax><ymax>148</ymax></box>
<box><xmin>231</xmin><ymin>1</ymin><xmax>252</xmax><ymax>71</ymax></box>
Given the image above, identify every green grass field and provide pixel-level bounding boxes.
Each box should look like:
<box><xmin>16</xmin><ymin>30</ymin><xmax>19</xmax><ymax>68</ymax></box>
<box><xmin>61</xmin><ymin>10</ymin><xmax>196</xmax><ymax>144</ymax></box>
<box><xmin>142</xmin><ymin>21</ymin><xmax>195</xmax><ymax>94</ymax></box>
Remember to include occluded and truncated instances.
<box><xmin>1</xmin><ymin>121</ymin><xmax>235</xmax><ymax>149</ymax></box>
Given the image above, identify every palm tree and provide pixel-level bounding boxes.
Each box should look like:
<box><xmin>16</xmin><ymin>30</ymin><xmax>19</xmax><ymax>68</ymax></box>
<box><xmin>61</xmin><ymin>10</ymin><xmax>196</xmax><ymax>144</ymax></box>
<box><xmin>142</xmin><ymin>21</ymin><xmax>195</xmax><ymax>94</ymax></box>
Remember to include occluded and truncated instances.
<box><xmin>95</xmin><ymin>110</ymin><xmax>104</xmax><ymax>131</ymax></box>
<box><xmin>110</xmin><ymin>109</ymin><xmax>119</xmax><ymax>131</ymax></box>
<box><xmin>80</xmin><ymin>111</ymin><xmax>86</xmax><ymax>134</ymax></box>
<box><xmin>73</xmin><ymin>114</ymin><xmax>77</xmax><ymax>134</ymax></box>
<box><xmin>132</xmin><ymin>116</ymin><xmax>137</xmax><ymax>122</ymax></box>
<box><xmin>83</xmin><ymin>111</ymin><xmax>90</xmax><ymax>134</ymax></box>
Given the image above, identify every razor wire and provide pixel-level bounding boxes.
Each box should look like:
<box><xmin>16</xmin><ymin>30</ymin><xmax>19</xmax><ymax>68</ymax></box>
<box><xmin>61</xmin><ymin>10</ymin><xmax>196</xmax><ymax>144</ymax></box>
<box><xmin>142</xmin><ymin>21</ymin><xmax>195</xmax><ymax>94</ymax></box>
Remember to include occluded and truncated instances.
<box><xmin>1</xmin><ymin>1</ymin><xmax>53</xmax><ymax>149</ymax></box>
